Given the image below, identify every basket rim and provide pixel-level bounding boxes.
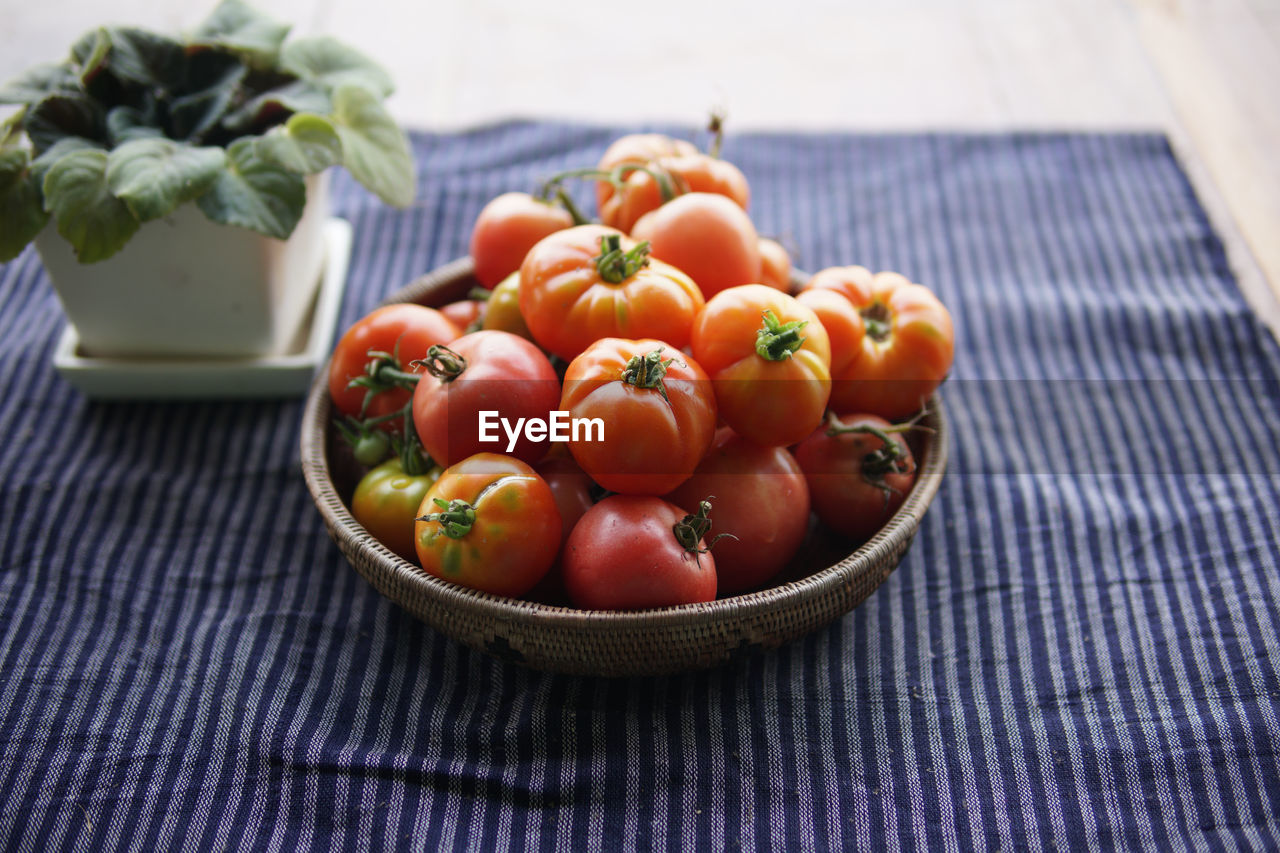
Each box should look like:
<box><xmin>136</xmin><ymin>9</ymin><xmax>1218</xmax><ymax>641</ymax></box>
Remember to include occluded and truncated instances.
<box><xmin>300</xmin><ymin>257</ymin><xmax>948</xmax><ymax>635</ymax></box>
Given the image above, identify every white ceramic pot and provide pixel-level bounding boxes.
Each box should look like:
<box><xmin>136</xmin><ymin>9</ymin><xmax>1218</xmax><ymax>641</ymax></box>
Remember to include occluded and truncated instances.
<box><xmin>35</xmin><ymin>172</ymin><xmax>331</xmax><ymax>359</ymax></box>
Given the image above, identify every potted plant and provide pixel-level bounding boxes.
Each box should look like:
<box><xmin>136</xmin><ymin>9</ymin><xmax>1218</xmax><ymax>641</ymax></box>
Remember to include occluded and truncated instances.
<box><xmin>0</xmin><ymin>0</ymin><xmax>415</xmax><ymax>358</ymax></box>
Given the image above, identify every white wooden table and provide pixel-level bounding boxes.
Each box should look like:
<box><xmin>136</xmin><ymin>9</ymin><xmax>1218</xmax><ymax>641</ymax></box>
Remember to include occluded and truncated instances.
<box><xmin>4</xmin><ymin>0</ymin><xmax>1277</xmax><ymax>332</ymax></box>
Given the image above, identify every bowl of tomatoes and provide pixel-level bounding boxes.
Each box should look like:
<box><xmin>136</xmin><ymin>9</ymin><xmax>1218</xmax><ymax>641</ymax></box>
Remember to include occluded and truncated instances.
<box><xmin>300</xmin><ymin>128</ymin><xmax>953</xmax><ymax>676</ymax></box>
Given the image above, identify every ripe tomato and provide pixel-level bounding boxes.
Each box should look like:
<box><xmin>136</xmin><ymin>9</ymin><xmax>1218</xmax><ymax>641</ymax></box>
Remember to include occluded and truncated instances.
<box><xmin>801</xmin><ymin>266</ymin><xmax>954</xmax><ymax>419</ymax></box>
<box><xmin>351</xmin><ymin>456</ymin><xmax>442</xmax><ymax>562</ymax></box>
<box><xmin>594</xmin><ymin>132</ymin><xmax>698</xmax><ymax>223</ymax></box>
<box><xmin>560</xmin><ymin>338</ymin><xmax>717</xmax><ymax>495</ymax></box>
<box><xmin>793</xmin><ymin>413</ymin><xmax>918</xmax><ymax>541</ymax></box>
<box><xmin>328</xmin><ymin>303</ymin><xmax>461</xmax><ymax>429</ymax></box>
<box><xmin>562</xmin><ymin>495</ymin><xmax>719</xmax><ymax>609</ymax></box>
<box><xmin>480</xmin><ymin>272</ymin><xmax>534</xmax><ymax>341</ymax></box>
<box><xmin>690</xmin><ymin>284</ymin><xmax>831</xmax><ymax>447</ymax></box>
<box><xmin>411</xmin><ymin>330</ymin><xmax>560</xmax><ymax>467</ymax></box>
<box><xmin>469</xmin><ymin>192</ymin><xmax>574</xmax><ymax>288</ymax></box>
<box><xmin>758</xmin><ymin>238</ymin><xmax>792</xmax><ymax>292</ymax></box>
<box><xmin>665</xmin><ymin>428</ymin><xmax>810</xmax><ymax>593</ymax></box>
<box><xmin>631</xmin><ymin>192</ymin><xmax>762</xmax><ymax>299</ymax></box>
<box><xmin>519</xmin><ymin>225</ymin><xmax>704</xmax><ymax>361</ymax></box>
<box><xmin>535</xmin><ymin>454</ymin><xmax>596</xmax><ymax>547</ymax></box>
<box><xmin>601</xmin><ymin>152</ymin><xmax>751</xmax><ymax>235</ymax></box>
<box><xmin>440</xmin><ymin>299</ymin><xmax>485</xmax><ymax>333</ymax></box>
<box><xmin>414</xmin><ymin>453</ymin><xmax>561</xmax><ymax>598</ymax></box>
<box><xmin>794</xmin><ymin>287</ymin><xmax>865</xmax><ymax>394</ymax></box>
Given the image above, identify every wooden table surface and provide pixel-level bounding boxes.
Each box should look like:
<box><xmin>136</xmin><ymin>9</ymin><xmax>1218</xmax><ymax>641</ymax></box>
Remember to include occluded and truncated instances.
<box><xmin>3</xmin><ymin>0</ymin><xmax>1277</xmax><ymax>334</ymax></box>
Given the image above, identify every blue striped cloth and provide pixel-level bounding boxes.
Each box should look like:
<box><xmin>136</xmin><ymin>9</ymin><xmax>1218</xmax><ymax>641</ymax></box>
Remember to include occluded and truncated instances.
<box><xmin>2</xmin><ymin>122</ymin><xmax>1279</xmax><ymax>851</ymax></box>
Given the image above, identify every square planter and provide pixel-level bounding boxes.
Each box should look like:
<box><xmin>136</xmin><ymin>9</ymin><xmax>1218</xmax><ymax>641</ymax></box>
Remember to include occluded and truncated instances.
<box><xmin>35</xmin><ymin>172</ymin><xmax>331</xmax><ymax>359</ymax></box>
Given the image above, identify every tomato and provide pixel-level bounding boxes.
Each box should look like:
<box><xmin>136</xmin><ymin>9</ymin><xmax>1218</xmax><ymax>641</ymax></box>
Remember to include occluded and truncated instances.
<box><xmin>519</xmin><ymin>225</ymin><xmax>704</xmax><ymax>361</ymax></box>
<box><xmin>561</xmin><ymin>495</ymin><xmax>719</xmax><ymax>609</ymax></box>
<box><xmin>794</xmin><ymin>287</ymin><xmax>865</xmax><ymax>394</ymax></box>
<box><xmin>414</xmin><ymin>453</ymin><xmax>561</xmax><ymax>597</ymax></box>
<box><xmin>440</xmin><ymin>299</ymin><xmax>485</xmax><ymax>333</ymax></box>
<box><xmin>351</xmin><ymin>457</ymin><xmax>442</xmax><ymax>562</ymax></box>
<box><xmin>793</xmin><ymin>413</ymin><xmax>918</xmax><ymax>541</ymax></box>
<box><xmin>328</xmin><ymin>304</ymin><xmax>461</xmax><ymax>429</ymax></box>
<box><xmin>690</xmin><ymin>284</ymin><xmax>831</xmax><ymax>447</ymax></box>
<box><xmin>630</xmin><ymin>192</ymin><xmax>762</xmax><ymax>299</ymax></box>
<box><xmin>600</xmin><ymin>152</ymin><xmax>751</xmax><ymax>234</ymax></box>
<box><xmin>801</xmin><ymin>266</ymin><xmax>954</xmax><ymax>419</ymax></box>
<box><xmin>535</xmin><ymin>454</ymin><xmax>596</xmax><ymax>547</ymax></box>
<box><xmin>469</xmin><ymin>192</ymin><xmax>574</xmax><ymax>288</ymax></box>
<box><xmin>411</xmin><ymin>330</ymin><xmax>560</xmax><ymax>467</ymax></box>
<box><xmin>481</xmin><ymin>271</ymin><xmax>534</xmax><ymax>341</ymax></box>
<box><xmin>560</xmin><ymin>338</ymin><xmax>717</xmax><ymax>495</ymax></box>
<box><xmin>758</xmin><ymin>238</ymin><xmax>792</xmax><ymax>292</ymax></box>
<box><xmin>665</xmin><ymin>428</ymin><xmax>810</xmax><ymax>593</ymax></box>
<box><xmin>594</xmin><ymin>133</ymin><xmax>698</xmax><ymax>226</ymax></box>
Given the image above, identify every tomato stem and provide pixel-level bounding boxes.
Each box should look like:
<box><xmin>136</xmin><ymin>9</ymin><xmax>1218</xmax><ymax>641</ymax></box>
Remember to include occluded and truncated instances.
<box><xmin>412</xmin><ymin>344</ymin><xmax>468</xmax><ymax>382</ymax></box>
<box><xmin>467</xmin><ymin>286</ymin><xmax>492</xmax><ymax>302</ymax></box>
<box><xmin>672</xmin><ymin>498</ymin><xmax>737</xmax><ymax>566</ymax></box>
<box><xmin>754</xmin><ymin>310</ymin><xmax>808</xmax><ymax>361</ymax></box>
<box><xmin>862</xmin><ymin>302</ymin><xmax>892</xmax><ymax>342</ymax></box>
<box><xmin>594</xmin><ymin>234</ymin><xmax>651</xmax><ymax>284</ymax></box>
<box><xmin>555</xmin><ymin>188</ymin><xmax>591</xmax><ymax>226</ymax></box>
<box><xmin>417</xmin><ymin>497</ymin><xmax>476</xmax><ymax>539</ymax></box>
<box><xmin>620</xmin><ymin>348</ymin><xmax>679</xmax><ymax>404</ymax></box>
<box><xmin>706</xmin><ymin>110</ymin><xmax>726</xmax><ymax>159</ymax></box>
<box><xmin>346</xmin><ymin>343</ymin><xmax>421</xmax><ymax>417</ymax></box>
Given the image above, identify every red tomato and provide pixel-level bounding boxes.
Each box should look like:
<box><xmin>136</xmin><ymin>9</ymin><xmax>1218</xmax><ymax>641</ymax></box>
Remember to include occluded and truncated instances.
<box><xmin>631</xmin><ymin>192</ymin><xmax>762</xmax><ymax>299</ymax></box>
<box><xmin>600</xmin><ymin>152</ymin><xmax>751</xmax><ymax>234</ymax></box>
<box><xmin>440</xmin><ymin>299</ymin><xmax>485</xmax><ymax>333</ymax></box>
<box><xmin>758</xmin><ymin>238</ymin><xmax>792</xmax><ymax>292</ymax></box>
<box><xmin>469</xmin><ymin>192</ymin><xmax>573</xmax><ymax>288</ymax></box>
<box><xmin>690</xmin><ymin>284</ymin><xmax>831</xmax><ymax>447</ymax></box>
<box><xmin>414</xmin><ymin>453</ymin><xmax>561</xmax><ymax>597</ymax></box>
<box><xmin>351</xmin><ymin>457</ymin><xmax>442</xmax><ymax>562</ymax></box>
<box><xmin>562</xmin><ymin>495</ymin><xmax>718</xmax><ymax>609</ymax></box>
<box><xmin>328</xmin><ymin>304</ymin><xmax>461</xmax><ymax>429</ymax></box>
<box><xmin>411</xmin><ymin>330</ymin><xmax>560</xmax><ymax>467</ymax></box>
<box><xmin>793</xmin><ymin>413</ymin><xmax>918</xmax><ymax>541</ymax></box>
<box><xmin>560</xmin><ymin>338</ymin><xmax>717</xmax><ymax>495</ymax></box>
<box><xmin>801</xmin><ymin>266</ymin><xmax>954</xmax><ymax>419</ymax></box>
<box><xmin>595</xmin><ymin>133</ymin><xmax>699</xmax><ymax>223</ymax></box>
<box><xmin>535</xmin><ymin>454</ymin><xmax>596</xmax><ymax>547</ymax></box>
<box><xmin>519</xmin><ymin>225</ymin><xmax>704</xmax><ymax>361</ymax></box>
<box><xmin>665</xmin><ymin>428</ymin><xmax>810</xmax><ymax>593</ymax></box>
<box><xmin>795</xmin><ymin>288</ymin><xmax>866</xmax><ymax>395</ymax></box>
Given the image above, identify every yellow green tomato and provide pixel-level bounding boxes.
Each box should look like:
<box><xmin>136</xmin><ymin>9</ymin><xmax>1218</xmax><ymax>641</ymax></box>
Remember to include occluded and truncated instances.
<box><xmin>351</xmin><ymin>458</ymin><xmax>442</xmax><ymax>562</ymax></box>
<box><xmin>481</xmin><ymin>272</ymin><xmax>535</xmax><ymax>341</ymax></box>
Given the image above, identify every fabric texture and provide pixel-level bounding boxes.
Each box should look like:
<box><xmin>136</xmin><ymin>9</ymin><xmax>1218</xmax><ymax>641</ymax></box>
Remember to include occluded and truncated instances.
<box><xmin>1</xmin><ymin>122</ymin><xmax>1279</xmax><ymax>851</ymax></box>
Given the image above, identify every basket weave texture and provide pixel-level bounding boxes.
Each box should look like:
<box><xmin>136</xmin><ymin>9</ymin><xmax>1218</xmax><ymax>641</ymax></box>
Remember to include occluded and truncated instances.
<box><xmin>300</xmin><ymin>259</ymin><xmax>948</xmax><ymax>676</ymax></box>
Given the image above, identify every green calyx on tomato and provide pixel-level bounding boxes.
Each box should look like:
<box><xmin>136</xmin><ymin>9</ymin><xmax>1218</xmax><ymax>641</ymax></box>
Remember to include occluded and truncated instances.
<box><xmin>861</xmin><ymin>301</ymin><xmax>892</xmax><ymax>342</ymax></box>
<box><xmin>824</xmin><ymin>411</ymin><xmax>926</xmax><ymax>501</ymax></box>
<box><xmin>413</xmin><ymin>344</ymin><xmax>468</xmax><ymax>382</ymax></box>
<box><xmin>620</xmin><ymin>348</ymin><xmax>678</xmax><ymax>402</ymax></box>
<box><xmin>594</xmin><ymin>234</ymin><xmax>652</xmax><ymax>284</ymax></box>
<box><xmin>418</xmin><ymin>497</ymin><xmax>477</xmax><ymax>539</ymax></box>
<box><xmin>347</xmin><ymin>344</ymin><xmax>422</xmax><ymax>416</ymax></box>
<box><xmin>755</xmin><ymin>309</ymin><xmax>808</xmax><ymax>361</ymax></box>
<box><xmin>672</xmin><ymin>497</ymin><xmax>736</xmax><ymax>563</ymax></box>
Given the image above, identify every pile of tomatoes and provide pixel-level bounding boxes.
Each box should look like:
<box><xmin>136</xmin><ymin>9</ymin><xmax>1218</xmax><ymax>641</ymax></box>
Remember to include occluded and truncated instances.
<box><xmin>327</xmin><ymin>126</ymin><xmax>955</xmax><ymax>611</ymax></box>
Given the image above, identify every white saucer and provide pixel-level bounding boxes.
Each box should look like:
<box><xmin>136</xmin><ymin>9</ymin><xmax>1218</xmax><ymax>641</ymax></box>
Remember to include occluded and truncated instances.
<box><xmin>53</xmin><ymin>218</ymin><xmax>353</xmax><ymax>400</ymax></box>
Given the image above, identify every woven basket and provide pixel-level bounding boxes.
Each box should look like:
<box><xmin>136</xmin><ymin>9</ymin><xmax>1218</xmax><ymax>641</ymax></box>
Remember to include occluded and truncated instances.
<box><xmin>300</xmin><ymin>258</ymin><xmax>948</xmax><ymax>676</ymax></box>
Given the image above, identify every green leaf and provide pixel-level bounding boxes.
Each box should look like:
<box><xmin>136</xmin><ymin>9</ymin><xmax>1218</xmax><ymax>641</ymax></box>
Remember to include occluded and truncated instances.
<box><xmin>0</xmin><ymin>63</ymin><xmax>79</xmax><ymax>106</ymax></box>
<box><xmin>196</xmin><ymin>137</ymin><xmax>305</xmax><ymax>239</ymax></box>
<box><xmin>329</xmin><ymin>85</ymin><xmax>414</xmax><ymax>207</ymax></box>
<box><xmin>30</xmin><ymin>137</ymin><xmax>105</xmax><ymax>185</ymax></box>
<box><xmin>221</xmin><ymin>79</ymin><xmax>331</xmax><ymax>132</ymax></box>
<box><xmin>74</xmin><ymin>28</ymin><xmax>112</xmax><ymax>87</ymax></box>
<box><xmin>0</xmin><ymin>149</ymin><xmax>50</xmax><ymax>262</ymax></box>
<box><xmin>42</xmin><ymin>148</ymin><xmax>139</xmax><ymax>263</ymax></box>
<box><xmin>25</xmin><ymin>94</ymin><xmax>106</xmax><ymax>153</ymax></box>
<box><xmin>191</xmin><ymin>0</ymin><xmax>291</xmax><ymax>67</ymax></box>
<box><xmin>280</xmin><ymin>36</ymin><xmax>394</xmax><ymax>97</ymax></box>
<box><xmin>169</xmin><ymin>52</ymin><xmax>247</xmax><ymax>140</ymax></box>
<box><xmin>255</xmin><ymin>112</ymin><xmax>342</xmax><ymax>173</ymax></box>
<box><xmin>105</xmin><ymin>138</ymin><xmax>225</xmax><ymax>222</ymax></box>
<box><xmin>101</xmin><ymin>27</ymin><xmax>187</xmax><ymax>90</ymax></box>
<box><xmin>106</xmin><ymin>106</ymin><xmax>164</xmax><ymax>145</ymax></box>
